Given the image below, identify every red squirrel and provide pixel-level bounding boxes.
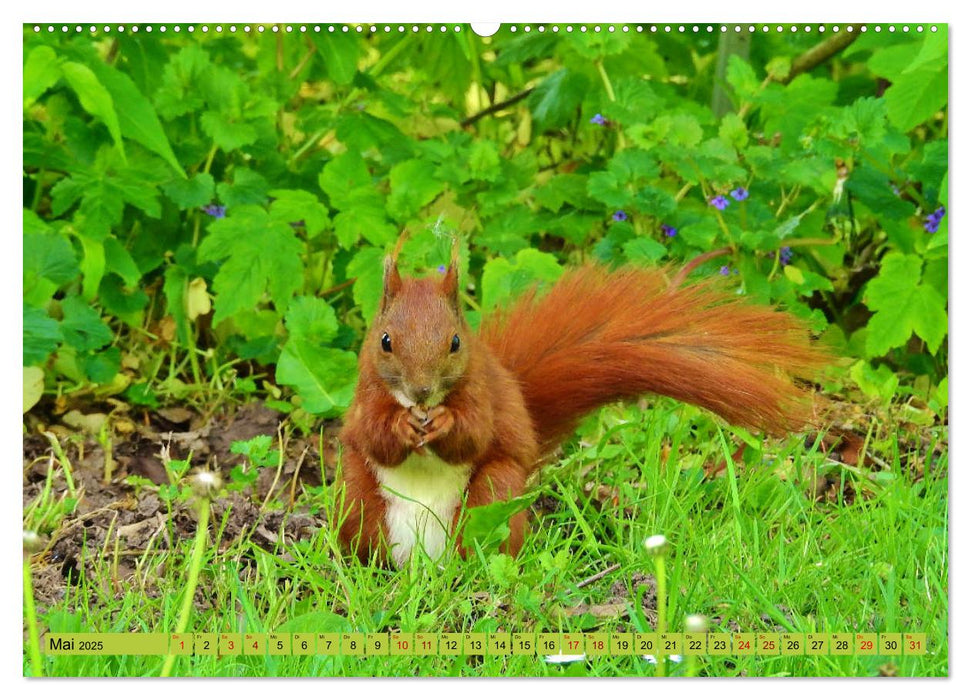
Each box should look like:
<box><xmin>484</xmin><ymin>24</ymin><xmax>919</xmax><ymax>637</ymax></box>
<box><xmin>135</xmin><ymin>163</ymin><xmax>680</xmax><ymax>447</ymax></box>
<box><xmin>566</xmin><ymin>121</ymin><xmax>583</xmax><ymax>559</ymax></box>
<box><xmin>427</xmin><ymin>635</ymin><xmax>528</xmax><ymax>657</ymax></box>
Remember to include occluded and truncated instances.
<box><xmin>337</xmin><ymin>240</ymin><xmax>826</xmax><ymax>567</ymax></box>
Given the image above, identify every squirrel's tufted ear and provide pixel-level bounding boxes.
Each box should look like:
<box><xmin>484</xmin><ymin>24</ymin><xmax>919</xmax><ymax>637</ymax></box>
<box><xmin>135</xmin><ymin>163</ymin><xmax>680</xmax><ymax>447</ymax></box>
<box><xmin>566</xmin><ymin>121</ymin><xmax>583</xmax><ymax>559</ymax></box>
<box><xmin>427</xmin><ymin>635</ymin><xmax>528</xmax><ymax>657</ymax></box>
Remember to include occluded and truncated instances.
<box><xmin>381</xmin><ymin>231</ymin><xmax>410</xmax><ymax>312</ymax></box>
<box><xmin>441</xmin><ymin>237</ymin><xmax>461</xmax><ymax>311</ymax></box>
<box><xmin>381</xmin><ymin>255</ymin><xmax>403</xmax><ymax>312</ymax></box>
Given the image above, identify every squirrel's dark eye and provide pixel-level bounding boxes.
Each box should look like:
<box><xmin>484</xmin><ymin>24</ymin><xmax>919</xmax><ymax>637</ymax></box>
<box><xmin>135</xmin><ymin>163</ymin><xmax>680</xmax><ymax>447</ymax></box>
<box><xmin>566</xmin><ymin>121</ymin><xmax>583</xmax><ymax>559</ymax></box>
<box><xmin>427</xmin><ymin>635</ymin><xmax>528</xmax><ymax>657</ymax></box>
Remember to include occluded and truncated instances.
<box><xmin>450</xmin><ymin>334</ymin><xmax>461</xmax><ymax>353</ymax></box>
<box><xmin>381</xmin><ymin>333</ymin><xmax>392</xmax><ymax>353</ymax></box>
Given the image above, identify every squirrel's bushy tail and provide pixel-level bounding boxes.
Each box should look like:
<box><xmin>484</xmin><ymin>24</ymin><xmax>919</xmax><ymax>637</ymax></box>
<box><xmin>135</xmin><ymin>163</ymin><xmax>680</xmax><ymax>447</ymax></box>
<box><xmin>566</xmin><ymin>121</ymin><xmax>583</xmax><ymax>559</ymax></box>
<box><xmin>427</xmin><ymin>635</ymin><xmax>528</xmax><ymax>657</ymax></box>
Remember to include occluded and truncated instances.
<box><xmin>478</xmin><ymin>265</ymin><xmax>827</xmax><ymax>453</ymax></box>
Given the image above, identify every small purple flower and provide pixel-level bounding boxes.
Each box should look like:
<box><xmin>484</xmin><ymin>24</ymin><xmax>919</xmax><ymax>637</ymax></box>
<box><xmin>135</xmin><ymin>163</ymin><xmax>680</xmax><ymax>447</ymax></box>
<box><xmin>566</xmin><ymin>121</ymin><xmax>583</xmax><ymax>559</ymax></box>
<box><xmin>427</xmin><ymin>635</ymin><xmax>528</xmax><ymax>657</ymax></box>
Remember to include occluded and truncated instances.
<box><xmin>612</xmin><ymin>210</ymin><xmax>628</xmax><ymax>222</ymax></box>
<box><xmin>437</xmin><ymin>264</ymin><xmax>447</xmax><ymax>274</ymax></box>
<box><xmin>780</xmin><ymin>246</ymin><xmax>793</xmax><ymax>266</ymax></box>
<box><xmin>710</xmin><ymin>195</ymin><xmax>729</xmax><ymax>210</ymax></box>
<box><xmin>719</xmin><ymin>265</ymin><xmax>730</xmax><ymax>276</ymax></box>
<box><xmin>730</xmin><ymin>187</ymin><xmax>749</xmax><ymax>201</ymax></box>
<box><xmin>202</xmin><ymin>204</ymin><xmax>226</xmax><ymax>218</ymax></box>
<box><xmin>923</xmin><ymin>206</ymin><xmax>946</xmax><ymax>233</ymax></box>
<box><xmin>590</xmin><ymin>113</ymin><xmax>607</xmax><ymax>125</ymax></box>
<box><xmin>661</xmin><ymin>224</ymin><xmax>677</xmax><ymax>238</ymax></box>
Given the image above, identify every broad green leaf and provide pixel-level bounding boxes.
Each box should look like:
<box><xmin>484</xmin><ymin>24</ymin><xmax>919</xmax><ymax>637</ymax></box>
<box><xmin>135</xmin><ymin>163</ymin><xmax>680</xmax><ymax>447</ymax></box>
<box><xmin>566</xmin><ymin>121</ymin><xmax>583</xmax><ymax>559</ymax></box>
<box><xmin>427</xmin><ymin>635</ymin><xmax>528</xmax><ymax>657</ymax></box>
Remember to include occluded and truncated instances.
<box><xmin>864</xmin><ymin>253</ymin><xmax>947</xmax><ymax>357</ymax></box>
<box><xmin>726</xmin><ymin>54</ymin><xmax>759</xmax><ymax>104</ymax></box>
<box><xmin>480</xmin><ymin>248</ymin><xmax>563</xmax><ymax>312</ymax></box>
<box><xmin>197</xmin><ymin>206</ymin><xmax>304</xmax><ymax>325</ymax></box>
<box><xmin>387</xmin><ymin>159</ymin><xmax>445</xmax><ymax>221</ymax></box>
<box><xmin>269</xmin><ymin>189</ymin><xmax>331</xmax><ymax>238</ymax></box>
<box><xmin>61</xmin><ymin>62</ymin><xmax>125</xmax><ymax>162</ymax></box>
<box><xmin>463</xmin><ymin>494</ymin><xmax>535</xmax><ymax>552</ymax></box>
<box><xmin>24</xmin><ymin>230</ymin><xmax>79</xmax><ymax>305</ymax></box>
<box><xmin>23</xmin><ymin>209</ymin><xmax>50</xmax><ymax>235</ymax></box>
<box><xmin>346</xmin><ymin>246</ymin><xmax>386</xmax><ymax>322</ymax></box>
<box><xmin>529</xmin><ymin>68</ymin><xmax>589</xmax><ymax>131</ymax></box>
<box><xmin>23</xmin><ymin>366</ymin><xmax>45</xmax><ymax>413</ymax></box>
<box><xmin>23</xmin><ymin>304</ymin><xmax>62</xmax><ymax>366</ymax></box>
<box><xmin>163</xmin><ymin>173</ymin><xmax>216</xmax><ymax>209</ymax></box>
<box><xmin>850</xmin><ymin>359</ymin><xmax>899</xmax><ymax>404</ymax></box>
<box><xmin>24</xmin><ymin>45</ymin><xmax>61</xmax><ymax>106</ymax></box>
<box><xmin>60</xmin><ymin>296</ymin><xmax>112</xmax><ymax>352</ymax></box>
<box><xmin>883</xmin><ymin>61</ymin><xmax>947</xmax><ymax>133</ymax></box>
<box><xmin>88</xmin><ymin>61</ymin><xmax>186</xmax><ymax>176</ymax></box>
<box><xmin>104</xmin><ymin>237</ymin><xmax>141</xmax><ymax>288</ymax></box>
<box><xmin>200</xmin><ymin>110</ymin><xmax>258</xmax><ymax>152</ymax></box>
<box><xmin>586</xmin><ymin>171</ymin><xmax>628</xmax><ymax>209</ymax></box>
<box><xmin>623</xmin><ymin>237</ymin><xmax>667</xmax><ymax>263</ymax></box>
<box><xmin>275</xmin><ymin>340</ymin><xmax>358</xmax><ymax>416</ymax></box>
<box><xmin>467</xmin><ymin>140</ymin><xmax>502</xmax><ymax>182</ymax></box>
<box><xmin>719</xmin><ymin>112</ymin><xmax>749</xmax><ymax>149</ymax></box>
<box><xmin>311</xmin><ymin>32</ymin><xmax>361</xmax><ymax>85</ymax></box>
<box><xmin>154</xmin><ymin>44</ymin><xmax>211</xmax><ymax>119</ymax></box>
<box><xmin>334</xmin><ymin>202</ymin><xmax>397</xmax><ymax>249</ymax></box>
<box><xmin>77</xmin><ymin>235</ymin><xmax>106</xmax><ymax>301</ymax></box>
<box><xmin>81</xmin><ymin>346</ymin><xmax>121</xmax><ymax>383</ymax></box>
<box><xmin>216</xmin><ymin>168</ymin><xmax>268</xmax><ymax>208</ymax></box>
<box><xmin>318</xmin><ymin>151</ymin><xmax>372</xmax><ymax>210</ymax></box>
<box><xmin>284</xmin><ymin>296</ymin><xmax>340</xmax><ymax>346</ymax></box>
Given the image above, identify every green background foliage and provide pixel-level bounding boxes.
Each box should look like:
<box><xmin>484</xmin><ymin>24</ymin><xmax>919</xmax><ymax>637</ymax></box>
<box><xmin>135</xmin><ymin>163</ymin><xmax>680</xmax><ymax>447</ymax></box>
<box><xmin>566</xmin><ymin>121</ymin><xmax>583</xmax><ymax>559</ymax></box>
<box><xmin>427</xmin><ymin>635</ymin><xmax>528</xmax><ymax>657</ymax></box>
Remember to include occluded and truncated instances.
<box><xmin>22</xmin><ymin>24</ymin><xmax>948</xmax><ymax>418</ymax></box>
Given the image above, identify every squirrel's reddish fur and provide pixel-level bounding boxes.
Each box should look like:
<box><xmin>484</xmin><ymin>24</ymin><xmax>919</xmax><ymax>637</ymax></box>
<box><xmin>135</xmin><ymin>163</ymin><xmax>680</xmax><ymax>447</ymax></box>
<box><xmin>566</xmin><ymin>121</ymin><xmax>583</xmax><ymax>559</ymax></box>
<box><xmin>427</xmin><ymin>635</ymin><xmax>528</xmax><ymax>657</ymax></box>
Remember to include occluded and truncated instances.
<box><xmin>337</xmin><ymin>256</ymin><xmax>826</xmax><ymax>566</ymax></box>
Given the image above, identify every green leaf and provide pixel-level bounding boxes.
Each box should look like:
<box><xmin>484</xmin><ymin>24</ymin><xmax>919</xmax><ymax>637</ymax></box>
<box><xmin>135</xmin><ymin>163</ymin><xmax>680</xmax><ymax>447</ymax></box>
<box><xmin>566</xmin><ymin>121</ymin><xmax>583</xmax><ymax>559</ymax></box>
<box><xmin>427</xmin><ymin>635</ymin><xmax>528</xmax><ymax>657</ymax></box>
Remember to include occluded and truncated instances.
<box><xmin>23</xmin><ymin>366</ymin><xmax>45</xmax><ymax>413</ymax></box>
<box><xmin>216</xmin><ymin>168</ymin><xmax>268</xmax><ymax>208</ymax></box>
<box><xmin>88</xmin><ymin>61</ymin><xmax>186</xmax><ymax>176</ymax></box>
<box><xmin>346</xmin><ymin>246</ymin><xmax>386</xmax><ymax>322</ymax></box>
<box><xmin>197</xmin><ymin>206</ymin><xmax>304</xmax><ymax>325</ymax></box>
<box><xmin>864</xmin><ymin>253</ymin><xmax>947</xmax><ymax>356</ymax></box>
<box><xmin>163</xmin><ymin>173</ymin><xmax>216</xmax><ymax>209</ymax></box>
<box><xmin>61</xmin><ymin>62</ymin><xmax>125</xmax><ymax>162</ymax></box>
<box><xmin>586</xmin><ymin>171</ymin><xmax>628</xmax><ymax>209</ymax></box>
<box><xmin>81</xmin><ymin>346</ymin><xmax>121</xmax><ymax>383</ymax></box>
<box><xmin>463</xmin><ymin>494</ymin><xmax>535</xmax><ymax>553</ymax></box>
<box><xmin>467</xmin><ymin>140</ymin><xmax>503</xmax><ymax>182</ymax></box>
<box><xmin>623</xmin><ymin>237</ymin><xmax>667</xmax><ymax>263</ymax></box>
<box><xmin>200</xmin><ymin>110</ymin><xmax>258</xmax><ymax>152</ymax></box>
<box><xmin>23</xmin><ymin>304</ymin><xmax>62</xmax><ymax>366</ymax></box>
<box><xmin>334</xmin><ymin>202</ymin><xmax>397</xmax><ymax>249</ymax></box>
<box><xmin>24</xmin><ymin>45</ymin><xmax>61</xmax><ymax>106</ymax></box>
<box><xmin>725</xmin><ymin>54</ymin><xmax>759</xmax><ymax>104</ymax></box>
<box><xmin>529</xmin><ymin>69</ymin><xmax>589</xmax><ymax>131</ymax></box>
<box><xmin>311</xmin><ymin>32</ymin><xmax>361</xmax><ymax>85</ymax></box>
<box><xmin>719</xmin><ymin>112</ymin><xmax>749</xmax><ymax>150</ymax></box>
<box><xmin>268</xmin><ymin>189</ymin><xmax>331</xmax><ymax>238</ymax></box>
<box><xmin>59</xmin><ymin>296</ymin><xmax>112</xmax><ymax>352</ymax></box>
<box><xmin>104</xmin><ymin>237</ymin><xmax>141</xmax><ymax>288</ymax></box>
<box><xmin>319</xmin><ymin>151</ymin><xmax>372</xmax><ymax>210</ymax></box>
<box><xmin>480</xmin><ymin>248</ymin><xmax>563</xmax><ymax>312</ymax></box>
<box><xmin>387</xmin><ymin>159</ymin><xmax>445</xmax><ymax>221</ymax></box>
<box><xmin>24</xmin><ymin>230</ymin><xmax>79</xmax><ymax>305</ymax></box>
<box><xmin>284</xmin><ymin>296</ymin><xmax>339</xmax><ymax>346</ymax></box>
<box><xmin>77</xmin><ymin>235</ymin><xmax>106</xmax><ymax>301</ymax></box>
<box><xmin>850</xmin><ymin>359</ymin><xmax>899</xmax><ymax>405</ymax></box>
<box><xmin>883</xmin><ymin>61</ymin><xmax>947</xmax><ymax>133</ymax></box>
<box><xmin>275</xmin><ymin>340</ymin><xmax>358</xmax><ymax>416</ymax></box>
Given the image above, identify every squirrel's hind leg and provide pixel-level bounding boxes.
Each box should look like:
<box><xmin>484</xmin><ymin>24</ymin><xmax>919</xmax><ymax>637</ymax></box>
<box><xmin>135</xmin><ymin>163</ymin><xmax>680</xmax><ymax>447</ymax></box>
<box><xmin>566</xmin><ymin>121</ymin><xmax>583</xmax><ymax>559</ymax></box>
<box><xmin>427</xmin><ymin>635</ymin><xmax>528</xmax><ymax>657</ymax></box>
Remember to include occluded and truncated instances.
<box><xmin>456</xmin><ymin>458</ymin><xmax>529</xmax><ymax>558</ymax></box>
<box><xmin>336</xmin><ymin>448</ymin><xmax>391</xmax><ymax>565</ymax></box>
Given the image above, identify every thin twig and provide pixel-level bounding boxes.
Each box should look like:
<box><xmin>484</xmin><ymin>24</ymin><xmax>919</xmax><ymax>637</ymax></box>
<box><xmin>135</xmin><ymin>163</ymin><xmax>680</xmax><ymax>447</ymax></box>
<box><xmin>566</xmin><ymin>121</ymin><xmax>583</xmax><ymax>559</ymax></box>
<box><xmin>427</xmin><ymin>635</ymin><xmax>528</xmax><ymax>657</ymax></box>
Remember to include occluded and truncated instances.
<box><xmin>784</xmin><ymin>26</ymin><xmax>864</xmax><ymax>85</ymax></box>
<box><xmin>575</xmin><ymin>562</ymin><xmax>621</xmax><ymax>589</ymax></box>
<box><xmin>460</xmin><ymin>87</ymin><xmax>535</xmax><ymax>128</ymax></box>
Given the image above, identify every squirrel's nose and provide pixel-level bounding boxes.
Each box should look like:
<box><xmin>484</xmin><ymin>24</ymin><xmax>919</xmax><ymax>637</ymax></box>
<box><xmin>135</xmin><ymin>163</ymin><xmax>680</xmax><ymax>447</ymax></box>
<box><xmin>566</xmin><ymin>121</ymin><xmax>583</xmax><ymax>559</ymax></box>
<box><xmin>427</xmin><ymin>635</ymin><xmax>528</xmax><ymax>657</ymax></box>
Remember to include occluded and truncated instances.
<box><xmin>413</xmin><ymin>386</ymin><xmax>432</xmax><ymax>404</ymax></box>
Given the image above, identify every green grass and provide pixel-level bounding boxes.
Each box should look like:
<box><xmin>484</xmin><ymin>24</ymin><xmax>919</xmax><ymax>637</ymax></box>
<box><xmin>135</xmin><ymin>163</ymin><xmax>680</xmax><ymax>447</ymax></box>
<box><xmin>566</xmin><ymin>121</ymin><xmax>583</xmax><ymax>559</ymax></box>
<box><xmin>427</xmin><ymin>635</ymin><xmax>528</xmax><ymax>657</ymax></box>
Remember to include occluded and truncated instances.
<box><xmin>25</xmin><ymin>399</ymin><xmax>948</xmax><ymax>677</ymax></box>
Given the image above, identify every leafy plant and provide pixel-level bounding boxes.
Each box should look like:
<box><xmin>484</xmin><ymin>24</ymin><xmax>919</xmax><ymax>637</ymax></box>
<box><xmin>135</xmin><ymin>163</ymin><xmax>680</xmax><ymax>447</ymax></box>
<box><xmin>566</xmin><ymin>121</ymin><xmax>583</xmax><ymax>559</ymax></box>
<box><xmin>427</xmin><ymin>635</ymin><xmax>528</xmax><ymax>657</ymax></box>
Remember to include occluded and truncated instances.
<box><xmin>22</xmin><ymin>24</ymin><xmax>947</xmax><ymax>419</ymax></box>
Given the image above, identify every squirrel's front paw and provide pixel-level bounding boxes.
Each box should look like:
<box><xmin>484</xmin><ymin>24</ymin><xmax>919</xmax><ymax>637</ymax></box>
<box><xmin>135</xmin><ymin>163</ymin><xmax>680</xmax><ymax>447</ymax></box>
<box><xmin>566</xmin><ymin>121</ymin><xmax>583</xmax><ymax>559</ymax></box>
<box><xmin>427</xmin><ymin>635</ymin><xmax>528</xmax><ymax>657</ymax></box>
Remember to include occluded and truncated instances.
<box><xmin>392</xmin><ymin>408</ymin><xmax>428</xmax><ymax>455</ymax></box>
<box><xmin>420</xmin><ymin>405</ymin><xmax>455</xmax><ymax>444</ymax></box>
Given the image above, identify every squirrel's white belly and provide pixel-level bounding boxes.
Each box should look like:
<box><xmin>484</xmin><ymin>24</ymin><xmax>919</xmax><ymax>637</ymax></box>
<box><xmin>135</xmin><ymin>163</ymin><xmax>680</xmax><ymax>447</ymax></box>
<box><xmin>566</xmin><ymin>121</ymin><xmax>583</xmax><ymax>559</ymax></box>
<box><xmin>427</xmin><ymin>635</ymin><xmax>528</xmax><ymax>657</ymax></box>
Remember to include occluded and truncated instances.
<box><xmin>373</xmin><ymin>453</ymin><xmax>472</xmax><ymax>568</ymax></box>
